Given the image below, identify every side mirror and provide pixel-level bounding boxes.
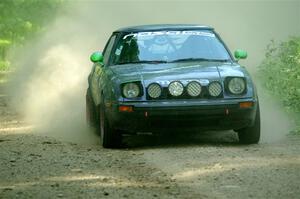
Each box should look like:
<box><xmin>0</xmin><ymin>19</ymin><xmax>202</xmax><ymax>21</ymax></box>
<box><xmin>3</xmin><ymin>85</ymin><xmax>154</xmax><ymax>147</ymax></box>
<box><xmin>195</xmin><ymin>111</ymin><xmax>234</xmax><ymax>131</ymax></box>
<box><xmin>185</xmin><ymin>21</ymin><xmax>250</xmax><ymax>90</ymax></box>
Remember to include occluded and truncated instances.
<box><xmin>234</xmin><ymin>49</ymin><xmax>247</xmax><ymax>60</ymax></box>
<box><xmin>90</xmin><ymin>51</ymin><xmax>103</xmax><ymax>63</ymax></box>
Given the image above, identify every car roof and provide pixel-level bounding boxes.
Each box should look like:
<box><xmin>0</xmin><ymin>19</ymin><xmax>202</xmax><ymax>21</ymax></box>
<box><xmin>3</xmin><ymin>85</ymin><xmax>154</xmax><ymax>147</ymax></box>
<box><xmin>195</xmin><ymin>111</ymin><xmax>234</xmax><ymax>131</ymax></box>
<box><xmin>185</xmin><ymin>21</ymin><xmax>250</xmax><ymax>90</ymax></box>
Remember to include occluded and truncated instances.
<box><xmin>113</xmin><ymin>24</ymin><xmax>214</xmax><ymax>33</ymax></box>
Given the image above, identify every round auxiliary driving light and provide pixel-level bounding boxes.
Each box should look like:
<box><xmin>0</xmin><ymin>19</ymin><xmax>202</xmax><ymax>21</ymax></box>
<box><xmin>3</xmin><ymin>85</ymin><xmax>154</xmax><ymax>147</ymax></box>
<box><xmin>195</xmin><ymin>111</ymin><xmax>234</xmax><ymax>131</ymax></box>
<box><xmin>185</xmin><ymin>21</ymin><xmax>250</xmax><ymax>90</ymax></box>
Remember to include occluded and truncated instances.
<box><xmin>148</xmin><ymin>83</ymin><xmax>162</xmax><ymax>98</ymax></box>
<box><xmin>168</xmin><ymin>81</ymin><xmax>184</xmax><ymax>96</ymax></box>
<box><xmin>208</xmin><ymin>81</ymin><xmax>222</xmax><ymax>97</ymax></box>
<box><xmin>187</xmin><ymin>81</ymin><xmax>202</xmax><ymax>97</ymax></box>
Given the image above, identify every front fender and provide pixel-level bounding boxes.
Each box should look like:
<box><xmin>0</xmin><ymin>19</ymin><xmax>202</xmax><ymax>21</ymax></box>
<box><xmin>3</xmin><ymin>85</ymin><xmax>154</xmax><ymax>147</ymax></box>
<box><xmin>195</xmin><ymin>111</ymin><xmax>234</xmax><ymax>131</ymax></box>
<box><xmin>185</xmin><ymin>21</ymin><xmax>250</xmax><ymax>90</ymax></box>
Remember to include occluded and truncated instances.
<box><xmin>99</xmin><ymin>69</ymin><xmax>121</xmax><ymax>106</ymax></box>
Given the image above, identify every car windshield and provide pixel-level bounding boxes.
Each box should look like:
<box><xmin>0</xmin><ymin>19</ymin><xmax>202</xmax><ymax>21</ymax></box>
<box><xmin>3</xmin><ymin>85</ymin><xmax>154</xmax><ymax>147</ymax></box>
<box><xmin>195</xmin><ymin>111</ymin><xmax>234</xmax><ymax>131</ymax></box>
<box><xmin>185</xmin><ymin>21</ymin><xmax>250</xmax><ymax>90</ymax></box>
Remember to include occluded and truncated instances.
<box><xmin>111</xmin><ymin>30</ymin><xmax>231</xmax><ymax>65</ymax></box>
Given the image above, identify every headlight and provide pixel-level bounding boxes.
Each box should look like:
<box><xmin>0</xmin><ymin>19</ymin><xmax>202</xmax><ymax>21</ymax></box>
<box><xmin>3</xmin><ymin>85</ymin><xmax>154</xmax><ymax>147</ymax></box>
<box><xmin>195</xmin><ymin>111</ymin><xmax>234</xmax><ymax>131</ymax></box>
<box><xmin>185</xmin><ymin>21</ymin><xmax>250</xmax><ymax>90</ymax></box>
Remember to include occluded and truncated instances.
<box><xmin>123</xmin><ymin>83</ymin><xmax>140</xmax><ymax>98</ymax></box>
<box><xmin>187</xmin><ymin>81</ymin><xmax>202</xmax><ymax>97</ymax></box>
<box><xmin>208</xmin><ymin>81</ymin><xmax>222</xmax><ymax>97</ymax></box>
<box><xmin>168</xmin><ymin>81</ymin><xmax>184</xmax><ymax>96</ymax></box>
<box><xmin>148</xmin><ymin>83</ymin><xmax>162</xmax><ymax>98</ymax></box>
<box><xmin>228</xmin><ymin>78</ymin><xmax>246</xmax><ymax>94</ymax></box>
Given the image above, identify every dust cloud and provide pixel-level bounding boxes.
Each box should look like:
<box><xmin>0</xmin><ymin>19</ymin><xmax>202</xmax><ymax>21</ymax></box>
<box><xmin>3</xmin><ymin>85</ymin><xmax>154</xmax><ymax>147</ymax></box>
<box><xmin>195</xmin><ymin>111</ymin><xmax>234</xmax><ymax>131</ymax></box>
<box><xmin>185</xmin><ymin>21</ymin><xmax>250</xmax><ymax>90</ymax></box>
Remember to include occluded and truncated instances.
<box><xmin>7</xmin><ymin>0</ymin><xmax>300</xmax><ymax>144</ymax></box>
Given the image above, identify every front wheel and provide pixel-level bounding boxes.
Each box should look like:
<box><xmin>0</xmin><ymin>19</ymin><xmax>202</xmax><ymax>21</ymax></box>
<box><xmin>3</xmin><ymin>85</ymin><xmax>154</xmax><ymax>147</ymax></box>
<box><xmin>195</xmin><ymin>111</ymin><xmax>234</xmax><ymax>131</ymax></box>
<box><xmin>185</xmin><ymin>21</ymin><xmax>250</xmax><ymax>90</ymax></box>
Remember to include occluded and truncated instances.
<box><xmin>237</xmin><ymin>103</ymin><xmax>261</xmax><ymax>144</ymax></box>
<box><xmin>99</xmin><ymin>102</ymin><xmax>121</xmax><ymax>148</ymax></box>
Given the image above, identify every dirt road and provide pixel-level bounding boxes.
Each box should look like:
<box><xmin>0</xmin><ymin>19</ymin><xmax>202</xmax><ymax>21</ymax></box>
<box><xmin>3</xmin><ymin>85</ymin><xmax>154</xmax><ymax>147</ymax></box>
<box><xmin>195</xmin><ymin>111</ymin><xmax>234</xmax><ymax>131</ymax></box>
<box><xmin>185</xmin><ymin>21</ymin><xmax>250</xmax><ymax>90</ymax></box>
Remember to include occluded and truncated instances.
<box><xmin>1</xmin><ymin>83</ymin><xmax>300</xmax><ymax>199</ymax></box>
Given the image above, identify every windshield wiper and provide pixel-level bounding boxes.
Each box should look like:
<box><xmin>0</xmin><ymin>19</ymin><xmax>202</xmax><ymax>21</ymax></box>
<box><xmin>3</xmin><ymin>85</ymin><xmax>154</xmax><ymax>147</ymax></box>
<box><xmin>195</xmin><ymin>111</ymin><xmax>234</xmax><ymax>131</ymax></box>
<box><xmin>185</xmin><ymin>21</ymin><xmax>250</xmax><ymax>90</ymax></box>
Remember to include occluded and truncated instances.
<box><xmin>117</xmin><ymin>60</ymin><xmax>168</xmax><ymax>65</ymax></box>
<box><xmin>170</xmin><ymin>58</ymin><xmax>230</xmax><ymax>63</ymax></box>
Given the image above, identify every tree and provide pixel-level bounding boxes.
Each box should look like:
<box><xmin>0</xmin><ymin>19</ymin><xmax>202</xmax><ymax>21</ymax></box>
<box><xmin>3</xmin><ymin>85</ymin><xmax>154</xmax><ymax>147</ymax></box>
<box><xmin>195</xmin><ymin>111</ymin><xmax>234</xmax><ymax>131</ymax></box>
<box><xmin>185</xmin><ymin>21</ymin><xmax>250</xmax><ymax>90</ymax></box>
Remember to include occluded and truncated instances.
<box><xmin>0</xmin><ymin>0</ymin><xmax>64</xmax><ymax>70</ymax></box>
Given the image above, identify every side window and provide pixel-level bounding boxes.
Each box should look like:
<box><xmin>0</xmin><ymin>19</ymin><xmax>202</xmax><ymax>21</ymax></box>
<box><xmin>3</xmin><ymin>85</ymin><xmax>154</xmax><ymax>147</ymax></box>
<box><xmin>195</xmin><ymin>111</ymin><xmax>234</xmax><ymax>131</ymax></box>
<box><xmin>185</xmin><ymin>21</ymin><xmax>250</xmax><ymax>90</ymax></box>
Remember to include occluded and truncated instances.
<box><xmin>103</xmin><ymin>34</ymin><xmax>117</xmax><ymax>65</ymax></box>
<box><xmin>111</xmin><ymin>40</ymin><xmax>124</xmax><ymax>65</ymax></box>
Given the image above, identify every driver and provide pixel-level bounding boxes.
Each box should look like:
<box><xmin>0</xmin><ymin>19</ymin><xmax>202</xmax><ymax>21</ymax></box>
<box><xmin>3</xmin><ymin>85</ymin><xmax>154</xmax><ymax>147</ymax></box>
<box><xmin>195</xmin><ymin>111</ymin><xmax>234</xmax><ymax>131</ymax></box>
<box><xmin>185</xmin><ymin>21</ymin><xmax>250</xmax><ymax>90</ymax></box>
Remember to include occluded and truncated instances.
<box><xmin>148</xmin><ymin>34</ymin><xmax>175</xmax><ymax>60</ymax></box>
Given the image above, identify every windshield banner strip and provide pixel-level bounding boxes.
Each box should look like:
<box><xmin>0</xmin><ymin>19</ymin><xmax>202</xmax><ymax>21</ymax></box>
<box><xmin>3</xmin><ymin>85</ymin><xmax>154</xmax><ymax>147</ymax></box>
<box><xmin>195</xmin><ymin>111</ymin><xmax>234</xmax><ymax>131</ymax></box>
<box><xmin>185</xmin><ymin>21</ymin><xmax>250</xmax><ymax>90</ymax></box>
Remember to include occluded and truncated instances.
<box><xmin>123</xmin><ymin>31</ymin><xmax>215</xmax><ymax>39</ymax></box>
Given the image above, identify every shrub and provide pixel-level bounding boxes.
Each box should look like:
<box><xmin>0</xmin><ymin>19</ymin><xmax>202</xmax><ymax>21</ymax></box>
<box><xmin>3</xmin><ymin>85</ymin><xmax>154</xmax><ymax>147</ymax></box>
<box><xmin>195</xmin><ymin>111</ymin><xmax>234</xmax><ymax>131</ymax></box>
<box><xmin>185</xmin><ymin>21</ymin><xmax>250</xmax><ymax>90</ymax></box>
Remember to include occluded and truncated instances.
<box><xmin>259</xmin><ymin>37</ymin><xmax>300</xmax><ymax>131</ymax></box>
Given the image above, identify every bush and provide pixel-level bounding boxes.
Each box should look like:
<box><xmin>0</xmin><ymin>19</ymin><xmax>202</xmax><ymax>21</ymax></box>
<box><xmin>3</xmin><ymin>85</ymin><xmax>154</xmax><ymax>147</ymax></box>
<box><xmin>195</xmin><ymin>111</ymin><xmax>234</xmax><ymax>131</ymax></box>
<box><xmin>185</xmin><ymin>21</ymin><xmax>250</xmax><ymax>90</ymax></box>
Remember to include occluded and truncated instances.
<box><xmin>259</xmin><ymin>37</ymin><xmax>300</xmax><ymax>131</ymax></box>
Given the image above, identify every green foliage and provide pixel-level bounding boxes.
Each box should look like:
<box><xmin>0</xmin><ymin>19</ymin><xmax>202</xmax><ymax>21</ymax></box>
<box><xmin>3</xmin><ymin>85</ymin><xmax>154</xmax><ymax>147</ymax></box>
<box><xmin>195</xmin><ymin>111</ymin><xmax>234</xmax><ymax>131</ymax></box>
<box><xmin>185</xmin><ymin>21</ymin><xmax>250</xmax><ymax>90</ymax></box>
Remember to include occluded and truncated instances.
<box><xmin>259</xmin><ymin>37</ymin><xmax>300</xmax><ymax>130</ymax></box>
<box><xmin>0</xmin><ymin>0</ymin><xmax>64</xmax><ymax>71</ymax></box>
<box><xmin>0</xmin><ymin>60</ymin><xmax>10</xmax><ymax>71</ymax></box>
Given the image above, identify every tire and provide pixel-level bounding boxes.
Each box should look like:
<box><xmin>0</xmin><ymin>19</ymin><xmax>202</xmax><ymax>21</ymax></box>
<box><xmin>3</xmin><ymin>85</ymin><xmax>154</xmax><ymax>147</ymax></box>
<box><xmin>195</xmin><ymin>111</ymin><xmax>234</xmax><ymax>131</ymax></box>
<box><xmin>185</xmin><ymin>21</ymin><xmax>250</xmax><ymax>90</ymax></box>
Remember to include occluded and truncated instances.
<box><xmin>238</xmin><ymin>103</ymin><xmax>261</xmax><ymax>144</ymax></box>
<box><xmin>99</xmin><ymin>100</ymin><xmax>121</xmax><ymax>148</ymax></box>
<box><xmin>86</xmin><ymin>89</ymin><xmax>97</xmax><ymax>128</ymax></box>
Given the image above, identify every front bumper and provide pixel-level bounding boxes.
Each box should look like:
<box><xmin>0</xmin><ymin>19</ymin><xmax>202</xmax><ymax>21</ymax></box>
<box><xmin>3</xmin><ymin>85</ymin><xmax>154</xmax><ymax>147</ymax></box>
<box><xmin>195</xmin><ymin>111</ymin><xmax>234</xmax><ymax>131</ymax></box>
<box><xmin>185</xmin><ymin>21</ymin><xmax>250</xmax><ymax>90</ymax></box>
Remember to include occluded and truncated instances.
<box><xmin>106</xmin><ymin>98</ymin><xmax>258</xmax><ymax>134</ymax></box>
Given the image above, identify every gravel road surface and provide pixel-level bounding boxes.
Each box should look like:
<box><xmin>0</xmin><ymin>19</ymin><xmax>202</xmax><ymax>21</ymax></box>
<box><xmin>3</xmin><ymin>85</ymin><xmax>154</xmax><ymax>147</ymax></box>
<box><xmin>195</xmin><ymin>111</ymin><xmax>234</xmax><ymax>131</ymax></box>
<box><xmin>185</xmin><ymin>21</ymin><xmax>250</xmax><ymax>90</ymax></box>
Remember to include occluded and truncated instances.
<box><xmin>1</xmin><ymin>83</ymin><xmax>300</xmax><ymax>199</ymax></box>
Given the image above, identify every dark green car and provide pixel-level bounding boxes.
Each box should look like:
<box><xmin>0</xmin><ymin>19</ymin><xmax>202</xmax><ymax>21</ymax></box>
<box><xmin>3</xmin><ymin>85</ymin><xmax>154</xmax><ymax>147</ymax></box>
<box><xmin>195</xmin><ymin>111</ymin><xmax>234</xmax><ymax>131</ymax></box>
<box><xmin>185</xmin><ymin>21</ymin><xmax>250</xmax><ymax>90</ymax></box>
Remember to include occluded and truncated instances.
<box><xmin>86</xmin><ymin>24</ymin><xmax>260</xmax><ymax>148</ymax></box>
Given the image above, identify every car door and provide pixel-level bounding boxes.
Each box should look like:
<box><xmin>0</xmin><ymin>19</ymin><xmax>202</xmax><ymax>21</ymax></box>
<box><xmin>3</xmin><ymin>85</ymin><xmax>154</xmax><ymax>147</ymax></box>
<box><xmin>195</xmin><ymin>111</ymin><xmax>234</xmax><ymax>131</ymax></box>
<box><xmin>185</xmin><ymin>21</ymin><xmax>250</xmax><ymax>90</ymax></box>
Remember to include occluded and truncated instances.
<box><xmin>91</xmin><ymin>34</ymin><xmax>117</xmax><ymax>106</ymax></box>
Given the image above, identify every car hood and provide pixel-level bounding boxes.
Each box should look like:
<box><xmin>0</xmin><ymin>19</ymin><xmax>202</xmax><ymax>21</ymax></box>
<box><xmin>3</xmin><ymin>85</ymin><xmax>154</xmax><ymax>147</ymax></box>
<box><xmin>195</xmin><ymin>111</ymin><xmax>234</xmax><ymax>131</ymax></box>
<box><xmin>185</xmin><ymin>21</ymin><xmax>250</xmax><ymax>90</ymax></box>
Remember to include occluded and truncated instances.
<box><xmin>110</xmin><ymin>61</ymin><xmax>245</xmax><ymax>84</ymax></box>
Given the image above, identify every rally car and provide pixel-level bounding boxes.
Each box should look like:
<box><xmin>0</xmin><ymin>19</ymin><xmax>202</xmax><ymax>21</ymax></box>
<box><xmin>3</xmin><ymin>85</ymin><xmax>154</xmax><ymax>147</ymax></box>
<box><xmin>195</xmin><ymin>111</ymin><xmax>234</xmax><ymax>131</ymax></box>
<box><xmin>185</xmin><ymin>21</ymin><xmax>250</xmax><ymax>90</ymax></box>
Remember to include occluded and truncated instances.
<box><xmin>86</xmin><ymin>24</ymin><xmax>260</xmax><ymax>148</ymax></box>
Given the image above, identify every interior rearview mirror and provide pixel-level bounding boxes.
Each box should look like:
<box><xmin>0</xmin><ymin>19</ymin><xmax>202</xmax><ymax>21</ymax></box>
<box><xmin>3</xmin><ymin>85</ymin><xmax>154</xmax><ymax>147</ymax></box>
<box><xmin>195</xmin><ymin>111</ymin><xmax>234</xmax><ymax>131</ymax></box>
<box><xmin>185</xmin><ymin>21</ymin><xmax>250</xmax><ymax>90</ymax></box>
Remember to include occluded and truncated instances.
<box><xmin>90</xmin><ymin>51</ymin><xmax>103</xmax><ymax>63</ymax></box>
<box><xmin>234</xmin><ymin>49</ymin><xmax>247</xmax><ymax>60</ymax></box>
